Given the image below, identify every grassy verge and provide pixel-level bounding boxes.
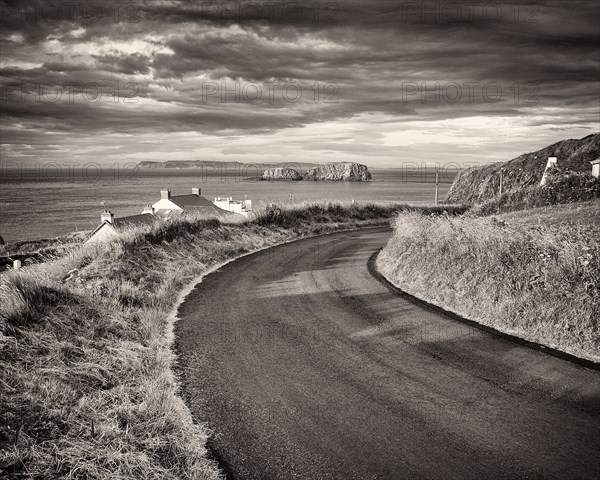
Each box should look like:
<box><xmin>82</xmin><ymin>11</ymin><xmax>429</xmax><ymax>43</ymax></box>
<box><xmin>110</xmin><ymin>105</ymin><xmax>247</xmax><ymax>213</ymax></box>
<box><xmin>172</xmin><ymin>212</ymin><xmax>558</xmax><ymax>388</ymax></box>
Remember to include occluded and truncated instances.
<box><xmin>0</xmin><ymin>202</ymin><xmax>465</xmax><ymax>479</ymax></box>
<box><xmin>495</xmin><ymin>200</ymin><xmax>600</xmax><ymax>227</ymax></box>
<box><xmin>376</xmin><ymin>203</ymin><xmax>600</xmax><ymax>362</ymax></box>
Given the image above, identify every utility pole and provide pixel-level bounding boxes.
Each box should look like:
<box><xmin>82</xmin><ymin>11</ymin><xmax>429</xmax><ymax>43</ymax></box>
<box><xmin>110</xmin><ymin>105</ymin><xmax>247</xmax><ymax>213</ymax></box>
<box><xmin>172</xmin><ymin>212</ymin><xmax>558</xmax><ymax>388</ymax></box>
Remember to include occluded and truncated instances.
<box><xmin>434</xmin><ymin>168</ymin><xmax>439</xmax><ymax>205</ymax></box>
<box><xmin>498</xmin><ymin>168</ymin><xmax>504</xmax><ymax>214</ymax></box>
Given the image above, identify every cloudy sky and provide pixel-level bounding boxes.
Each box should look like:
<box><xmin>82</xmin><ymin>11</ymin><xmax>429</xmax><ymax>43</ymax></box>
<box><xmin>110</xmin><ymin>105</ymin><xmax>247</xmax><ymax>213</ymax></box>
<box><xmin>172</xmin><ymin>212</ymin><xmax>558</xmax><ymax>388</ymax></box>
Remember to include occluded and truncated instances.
<box><xmin>1</xmin><ymin>0</ymin><xmax>598</xmax><ymax>168</ymax></box>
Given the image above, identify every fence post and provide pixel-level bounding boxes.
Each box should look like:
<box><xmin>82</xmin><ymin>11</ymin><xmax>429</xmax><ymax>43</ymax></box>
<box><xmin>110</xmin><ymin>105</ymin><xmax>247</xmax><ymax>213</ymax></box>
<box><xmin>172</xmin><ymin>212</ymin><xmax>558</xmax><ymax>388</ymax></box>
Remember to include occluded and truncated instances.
<box><xmin>498</xmin><ymin>168</ymin><xmax>504</xmax><ymax>214</ymax></box>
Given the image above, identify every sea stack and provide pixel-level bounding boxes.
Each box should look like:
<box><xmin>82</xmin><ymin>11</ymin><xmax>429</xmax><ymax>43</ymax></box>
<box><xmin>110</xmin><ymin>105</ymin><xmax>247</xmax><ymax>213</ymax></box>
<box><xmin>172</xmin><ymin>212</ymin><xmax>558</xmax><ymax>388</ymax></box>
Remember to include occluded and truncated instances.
<box><xmin>304</xmin><ymin>162</ymin><xmax>372</xmax><ymax>181</ymax></box>
<box><xmin>262</xmin><ymin>168</ymin><xmax>303</xmax><ymax>181</ymax></box>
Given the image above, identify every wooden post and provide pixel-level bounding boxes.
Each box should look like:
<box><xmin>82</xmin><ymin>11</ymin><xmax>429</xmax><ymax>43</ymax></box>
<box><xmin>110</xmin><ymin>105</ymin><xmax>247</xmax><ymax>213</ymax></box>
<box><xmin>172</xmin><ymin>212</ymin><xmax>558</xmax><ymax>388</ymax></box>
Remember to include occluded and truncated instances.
<box><xmin>434</xmin><ymin>169</ymin><xmax>439</xmax><ymax>205</ymax></box>
<box><xmin>498</xmin><ymin>168</ymin><xmax>504</xmax><ymax>214</ymax></box>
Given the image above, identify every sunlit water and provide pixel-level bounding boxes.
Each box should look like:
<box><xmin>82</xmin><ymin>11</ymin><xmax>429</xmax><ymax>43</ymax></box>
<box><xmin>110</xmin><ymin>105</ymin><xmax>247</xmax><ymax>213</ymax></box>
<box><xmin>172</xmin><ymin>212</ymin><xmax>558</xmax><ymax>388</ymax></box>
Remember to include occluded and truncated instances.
<box><xmin>0</xmin><ymin>167</ymin><xmax>456</xmax><ymax>243</ymax></box>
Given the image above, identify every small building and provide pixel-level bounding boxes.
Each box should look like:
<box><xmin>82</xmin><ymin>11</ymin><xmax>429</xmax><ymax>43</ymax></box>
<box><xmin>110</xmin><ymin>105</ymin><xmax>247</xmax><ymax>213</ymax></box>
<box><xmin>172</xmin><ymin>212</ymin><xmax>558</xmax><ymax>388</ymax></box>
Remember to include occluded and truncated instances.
<box><xmin>213</xmin><ymin>196</ymin><xmax>253</xmax><ymax>217</ymax></box>
<box><xmin>151</xmin><ymin>187</ymin><xmax>230</xmax><ymax>218</ymax></box>
<box><xmin>591</xmin><ymin>158</ymin><xmax>600</xmax><ymax>178</ymax></box>
<box><xmin>540</xmin><ymin>156</ymin><xmax>558</xmax><ymax>186</ymax></box>
<box><xmin>87</xmin><ymin>210</ymin><xmax>156</xmax><ymax>243</ymax></box>
<box><xmin>141</xmin><ymin>204</ymin><xmax>155</xmax><ymax>215</ymax></box>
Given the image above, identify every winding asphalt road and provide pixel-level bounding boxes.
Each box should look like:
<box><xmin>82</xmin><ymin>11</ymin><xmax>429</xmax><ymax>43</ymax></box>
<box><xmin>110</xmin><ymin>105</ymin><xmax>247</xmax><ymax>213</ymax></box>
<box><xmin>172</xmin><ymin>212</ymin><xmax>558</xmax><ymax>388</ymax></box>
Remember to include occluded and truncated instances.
<box><xmin>176</xmin><ymin>227</ymin><xmax>600</xmax><ymax>480</ymax></box>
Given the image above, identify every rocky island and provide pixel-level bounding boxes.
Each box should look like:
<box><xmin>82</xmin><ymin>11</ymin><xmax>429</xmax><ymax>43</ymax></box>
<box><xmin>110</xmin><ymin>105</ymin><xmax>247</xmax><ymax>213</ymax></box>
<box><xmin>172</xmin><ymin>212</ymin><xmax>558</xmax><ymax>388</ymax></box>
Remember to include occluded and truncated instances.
<box><xmin>262</xmin><ymin>167</ymin><xmax>303</xmax><ymax>181</ymax></box>
<box><xmin>255</xmin><ymin>162</ymin><xmax>372</xmax><ymax>182</ymax></box>
<box><xmin>303</xmin><ymin>162</ymin><xmax>372</xmax><ymax>181</ymax></box>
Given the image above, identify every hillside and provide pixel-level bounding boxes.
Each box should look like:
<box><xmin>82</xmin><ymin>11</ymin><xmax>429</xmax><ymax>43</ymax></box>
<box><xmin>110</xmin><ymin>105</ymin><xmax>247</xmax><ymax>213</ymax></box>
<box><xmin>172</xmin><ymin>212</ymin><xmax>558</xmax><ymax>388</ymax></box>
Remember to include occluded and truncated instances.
<box><xmin>445</xmin><ymin>133</ymin><xmax>600</xmax><ymax>204</ymax></box>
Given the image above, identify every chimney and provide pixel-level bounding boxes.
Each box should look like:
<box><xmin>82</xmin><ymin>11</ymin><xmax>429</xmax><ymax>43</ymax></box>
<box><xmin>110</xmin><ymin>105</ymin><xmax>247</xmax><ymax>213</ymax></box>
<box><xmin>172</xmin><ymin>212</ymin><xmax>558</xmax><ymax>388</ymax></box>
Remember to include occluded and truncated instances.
<box><xmin>101</xmin><ymin>210</ymin><xmax>114</xmax><ymax>224</ymax></box>
<box><xmin>192</xmin><ymin>186</ymin><xmax>201</xmax><ymax>196</ymax></box>
<box><xmin>160</xmin><ymin>189</ymin><xmax>171</xmax><ymax>200</ymax></box>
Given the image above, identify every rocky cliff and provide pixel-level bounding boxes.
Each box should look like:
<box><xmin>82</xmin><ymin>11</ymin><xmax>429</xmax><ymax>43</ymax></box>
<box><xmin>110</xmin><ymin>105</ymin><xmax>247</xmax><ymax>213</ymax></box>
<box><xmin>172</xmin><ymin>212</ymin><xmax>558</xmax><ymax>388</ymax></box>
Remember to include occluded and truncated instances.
<box><xmin>303</xmin><ymin>162</ymin><xmax>372</xmax><ymax>181</ymax></box>
<box><xmin>261</xmin><ymin>168</ymin><xmax>303</xmax><ymax>181</ymax></box>
<box><xmin>445</xmin><ymin>133</ymin><xmax>600</xmax><ymax>204</ymax></box>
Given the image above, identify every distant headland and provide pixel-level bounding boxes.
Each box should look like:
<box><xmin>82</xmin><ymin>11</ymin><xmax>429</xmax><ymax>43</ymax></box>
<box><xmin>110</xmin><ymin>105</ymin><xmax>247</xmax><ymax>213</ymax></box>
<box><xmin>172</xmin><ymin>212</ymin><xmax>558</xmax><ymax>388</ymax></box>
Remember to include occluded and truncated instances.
<box><xmin>137</xmin><ymin>160</ymin><xmax>316</xmax><ymax>170</ymax></box>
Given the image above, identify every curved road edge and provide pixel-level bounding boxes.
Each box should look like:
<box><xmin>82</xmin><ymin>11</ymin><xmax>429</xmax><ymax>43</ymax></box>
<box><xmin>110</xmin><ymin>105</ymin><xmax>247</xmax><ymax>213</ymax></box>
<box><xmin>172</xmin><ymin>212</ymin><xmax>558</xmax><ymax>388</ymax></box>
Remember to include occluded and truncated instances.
<box><xmin>171</xmin><ymin>225</ymin><xmax>392</xmax><ymax>334</ymax></box>
<box><xmin>368</xmin><ymin>248</ymin><xmax>600</xmax><ymax>371</ymax></box>
<box><xmin>167</xmin><ymin>225</ymin><xmax>391</xmax><ymax>473</ymax></box>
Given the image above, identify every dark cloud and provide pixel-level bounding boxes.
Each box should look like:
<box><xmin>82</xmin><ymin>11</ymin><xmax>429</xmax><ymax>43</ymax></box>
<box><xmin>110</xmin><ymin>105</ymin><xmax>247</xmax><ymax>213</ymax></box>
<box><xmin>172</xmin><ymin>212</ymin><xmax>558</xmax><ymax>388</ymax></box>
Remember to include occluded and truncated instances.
<box><xmin>0</xmin><ymin>0</ymin><xmax>598</xmax><ymax>165</ymax></box>
<box><xmin>92</xmin><ymin>53</ymin><xmax>152</xmax><ymax>75</ymax></box>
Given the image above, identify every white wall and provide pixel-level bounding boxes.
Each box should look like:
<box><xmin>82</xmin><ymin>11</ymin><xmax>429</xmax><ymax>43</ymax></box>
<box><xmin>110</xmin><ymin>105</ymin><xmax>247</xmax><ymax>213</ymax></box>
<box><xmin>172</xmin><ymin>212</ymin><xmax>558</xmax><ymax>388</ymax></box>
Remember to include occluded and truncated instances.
<box><xmin>214</xmin><ymin>198</ymin><xmax>252</xmax><ymax>216</ymax></box>
<box><xmin>86</xmin><ymin>223</ymin><xmax>119</xmax><ymax>244</ymax></box>
<box><xmin>152</xmin><ymin>198</ymin><xmax>184</xmax><ymax>212</ymax></box>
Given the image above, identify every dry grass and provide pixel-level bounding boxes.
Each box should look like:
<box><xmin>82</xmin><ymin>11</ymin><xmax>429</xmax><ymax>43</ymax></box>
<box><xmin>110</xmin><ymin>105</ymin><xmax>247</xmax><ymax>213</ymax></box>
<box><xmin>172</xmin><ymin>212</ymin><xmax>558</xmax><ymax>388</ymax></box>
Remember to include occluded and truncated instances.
<box><xmin>495</xmin><ymin>199</ymin><xmax>600</xmax><ymax>227</ymax></box>
<box><xmin>2</xmin><ymin>202</ymin><xmax>466</xmax><ymax>479</ymax></box>
<box><xmin>376</xmin><ymin>208</ymin><xmax>600</xmax><ymax>362</ymax></box>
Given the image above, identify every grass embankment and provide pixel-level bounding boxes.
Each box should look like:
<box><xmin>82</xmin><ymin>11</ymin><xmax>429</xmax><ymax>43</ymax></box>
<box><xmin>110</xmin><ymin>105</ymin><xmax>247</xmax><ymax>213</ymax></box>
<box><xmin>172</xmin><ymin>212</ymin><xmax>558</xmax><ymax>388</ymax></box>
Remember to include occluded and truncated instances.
<box><xmin>376</xmin><ymin>201</ymin><xmax>600</xmax><ymax>362</ymax></box>
<box><xmin>0</xmin><ymin>202</ymin><xmax>465</xmax><ymax>479</ymax></box>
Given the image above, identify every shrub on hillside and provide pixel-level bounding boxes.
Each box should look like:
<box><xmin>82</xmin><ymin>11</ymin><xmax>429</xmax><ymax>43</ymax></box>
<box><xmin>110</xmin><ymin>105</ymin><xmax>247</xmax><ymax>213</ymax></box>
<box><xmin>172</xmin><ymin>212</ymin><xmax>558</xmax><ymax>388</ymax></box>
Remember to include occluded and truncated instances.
<box><xmin>255</xmin><ymin>202</ymin><xmax>469</xmax><ymax>228</ymax></box>
<box><xmin>472</xmin><ymin>171</ymin><xmax>600</xmax><ymax>216</ymax></box>
<box><xmin>544</xmin><ymin>170</ymin><xmax>600</xmax><ymax>203</ymax></box>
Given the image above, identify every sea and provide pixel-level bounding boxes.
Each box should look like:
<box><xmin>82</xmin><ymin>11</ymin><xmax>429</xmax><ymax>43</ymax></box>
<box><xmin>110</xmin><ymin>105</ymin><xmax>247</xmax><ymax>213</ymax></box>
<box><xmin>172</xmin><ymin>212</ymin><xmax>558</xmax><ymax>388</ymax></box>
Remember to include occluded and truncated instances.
<box><xmin>0</xmin><ymin>166</ymin><xmax>457</xmax><ymax>244</ymax></box>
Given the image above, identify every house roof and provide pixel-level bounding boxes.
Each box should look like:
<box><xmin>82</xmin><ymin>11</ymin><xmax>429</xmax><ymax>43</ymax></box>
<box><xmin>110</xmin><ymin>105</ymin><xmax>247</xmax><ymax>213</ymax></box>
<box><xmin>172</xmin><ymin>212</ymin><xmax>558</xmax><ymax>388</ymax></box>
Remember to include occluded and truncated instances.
<box><xmin>165</xmin><ymin>194</ymin><xmax>231</xmax><ymax>216</ymax></box>
<box><xmin>169</xmin><ymin>194</ymin><xmax>216</xmax><ymax>208</ymax></box>
<box><xmin>113</xmin><ymin>213</ymin><xmax>157</xmax><ymax>228</ymax></box>
<box><xmin>90</xmin><ymin>213</ymin><xmax>156</xmax><ymax>237</ymax></box>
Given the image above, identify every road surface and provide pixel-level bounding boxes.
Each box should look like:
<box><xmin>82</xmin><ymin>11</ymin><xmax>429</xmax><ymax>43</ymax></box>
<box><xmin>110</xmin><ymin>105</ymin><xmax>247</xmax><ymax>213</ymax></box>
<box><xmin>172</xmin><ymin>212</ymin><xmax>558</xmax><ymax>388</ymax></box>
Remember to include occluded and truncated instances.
<box><xmin>176</xmin><ymin>227</ymin><xmax>600</xmax><ymax>480</ymax></box>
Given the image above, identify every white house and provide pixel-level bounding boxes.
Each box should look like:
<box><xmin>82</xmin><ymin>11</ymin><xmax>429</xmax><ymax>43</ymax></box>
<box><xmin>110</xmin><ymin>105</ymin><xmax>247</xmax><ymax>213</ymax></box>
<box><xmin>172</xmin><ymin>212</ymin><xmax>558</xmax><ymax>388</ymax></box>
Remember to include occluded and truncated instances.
<box><xmin>540</xmin><ymin>156</ymin><xmax>558</xmax><ymax>186</ymax></box>
<box><xmin>591</xmin><ymin>158</ymin><xmax>600</xmax><ymax>178</ymax></box>
<box><xmin>213</xmin><ymin>196</ymin><xmax>253</xmax><ymax>217</ymax></box>
<box><xmin>151</xmin><ymin>187</ymin><xmax>230</xmax><ymax>218</ymax></box>
<box><xmin>87</xmin><ymin>210</ymin><xmax>156</xmax><ymax>243</ymax></box>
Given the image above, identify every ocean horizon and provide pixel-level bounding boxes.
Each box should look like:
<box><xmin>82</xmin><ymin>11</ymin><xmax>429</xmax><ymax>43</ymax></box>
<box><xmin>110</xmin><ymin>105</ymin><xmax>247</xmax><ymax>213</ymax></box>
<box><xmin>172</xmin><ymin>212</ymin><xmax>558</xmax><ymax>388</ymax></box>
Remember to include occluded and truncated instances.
<box><xmin>0</xmin><ymin>166</ymin><xmax>457</xmax><ymax>244</ymax></box>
